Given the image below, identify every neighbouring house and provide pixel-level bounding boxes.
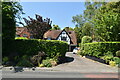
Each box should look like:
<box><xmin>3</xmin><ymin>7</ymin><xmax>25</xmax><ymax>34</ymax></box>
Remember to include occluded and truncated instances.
<box><xmin>16</xmin><ymin>27</ymin><xmax>32</xmax><ymax>38</ymax></box>
<box><xmin>16</xmin><ymin>27</ymin><xmax>77</xmax><ymax>51</ymax></box>
<box><xmin>43</xmin><ymin>27</ymin><xmax>77</xmax><ymax>51</ymax></box>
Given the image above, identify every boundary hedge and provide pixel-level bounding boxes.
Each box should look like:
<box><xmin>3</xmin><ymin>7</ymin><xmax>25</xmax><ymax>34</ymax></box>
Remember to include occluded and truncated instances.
<box><xmin>81</xmin><ymin>42</ymin><xmax>120</xmax><ymax>58</ymax></box>
<box><xmin>80</xmin><ymin>42</ymin><xmax>120</xmax><ymax>66</ymax></box>
<box><xmin>4</xmin><ymin>39</ymin><xmax>68</xmax><ymax>58</ymax></box>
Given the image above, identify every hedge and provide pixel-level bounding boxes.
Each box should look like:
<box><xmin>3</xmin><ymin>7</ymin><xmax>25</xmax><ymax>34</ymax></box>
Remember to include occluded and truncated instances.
<box><xmin>4</xmin><ymin>39</ymin><xmax>68</xmax><ymax>58</ymax></box>
<box><xmin>81</xmin><ymin>42</ymin><xmax>120</xmax><ymax>58</ymax></box>
<box><xmin>80</xmin><ymin>42</ymin><xmax>120</xmax><ymax>66</ymax></box>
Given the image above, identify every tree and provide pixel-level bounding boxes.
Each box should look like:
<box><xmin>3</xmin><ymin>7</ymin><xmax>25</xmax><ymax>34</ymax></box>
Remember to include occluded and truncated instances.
<box><xmin>72</xmin><ymin>14</ymin><xmax>85</xmax><ymax>27</ymax></box>
<box><xmin>81</xmin><ymin>22</ymin><xmax>93</xmax><ymax>37</ymax></box>
<box><xmin>74</xmin><ymin>26</ymin><xmax>82</xmax><ymax>43</ymax></box>
<box><xmin>52</xmin><ymin>24</ymin><xmax>60</xmax><ymax>30</ymax></box>
<box><xmin>73</xmin><ymin>22</ymin><xmax>93</xmax><ymax>43</ymax></box>
<box><xmin>64</xmin><ymin>27</ymin><xmax>74</xmax><ymax>31</ymax></box>
<box><xmin>84</xmin><ymin>1</ymin><xmax>107</xmax><ymax>21</ymax></box>
<box><xmin>2</xmin><ymin>2</ymin><xmax>23</xmax><ymax>40</ymax></box>
<box><xmin>23</xmin><ymin>14</ymin><xmax>52</xmax><ymax>39</ymax></box>
<box><xmin>72</xmin><ymin>1</ymin><xmax>107</xmax><ymax>43</ymax></box>
<box><xmin>2</xmin><ymin>2</ymin><xmax>23</xmax><ymax>56</ymax></box>
<box><xmin>72</xmin><ymin>15</ymin><xmax>85</xmax><ymax>43</ymax></box>
<box><xmin>92</xmin><ymin>1</ymin><xmax>120</xmax><ymax>41</ymax></box>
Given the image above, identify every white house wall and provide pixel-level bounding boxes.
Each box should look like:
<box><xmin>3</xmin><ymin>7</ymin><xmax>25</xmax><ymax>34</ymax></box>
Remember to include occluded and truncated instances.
<box><xmin>57</xmin><ymin>31</ymin><xmax>70</xmax><ymax>44</ymax></box>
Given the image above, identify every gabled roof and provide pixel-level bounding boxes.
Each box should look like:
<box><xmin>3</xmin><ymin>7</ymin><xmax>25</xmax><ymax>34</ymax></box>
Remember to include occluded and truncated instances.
<box><xmin>43</xmin><ymin>29</ymin><xmax>77</xmax><ymax>45</ymax></box>
<box><xmin>44</xmin><ymin>30</ymin><xmax>61</xmax><ymax>39</ymax></box>
<box><xmin>16</xmin><ymin>27</ymin><xmax>28</xmax><ymax>35</ymax></box>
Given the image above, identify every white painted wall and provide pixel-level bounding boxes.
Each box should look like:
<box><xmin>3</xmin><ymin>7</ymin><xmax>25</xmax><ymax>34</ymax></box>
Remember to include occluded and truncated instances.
<box><xmin>57</xmin><ymin>31</ymin><xmax>70</xmax><ymax>44</ymax></box>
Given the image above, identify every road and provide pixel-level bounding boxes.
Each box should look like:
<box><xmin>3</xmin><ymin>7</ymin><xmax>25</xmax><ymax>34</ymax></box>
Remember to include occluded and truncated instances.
<box><xmin>2</xmin><ymin>70</ymin><xmax>119</xmax><ymax>78</ymax></box>
<box><xmin>2</xmin><ymin>52</ymin><xmax>119</xmax><ymax>78</ymax></box>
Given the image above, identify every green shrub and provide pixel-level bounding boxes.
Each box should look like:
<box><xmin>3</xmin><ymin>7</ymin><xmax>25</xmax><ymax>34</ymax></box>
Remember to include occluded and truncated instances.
<box><xmin>3</xmin><ymin>57</ymin><xmax>9</xmax><ymax>62</ymax></box>
<box><xmin>16</xmin><ymin>55</ymin><xmax>33</xmax><ymax>67</ymax></box>
<box><xmin>77</xmin><ymin>50</ymin><xmax>85</xmax><ymax>56</ymax></box>
<box><xmin>101</xmin><ymin>51</ymin><xmax>114</xmax><ymax>63</ymax></box>
<box><xmin>81</xmin><ymin>36</ymin><xmax>92</xmax><ymax>44</ymax></box>
<box><xmin>2</xmin><ymin>57</ymin><xmax>9</xmax><ymax>64</ymax></box>
<box><xmin>53</xmin><ymin>53</ymin><xmax>61</xmax><ymax>62</ymax></box>
<box><xmin>113</xmin><ymin>57</ymin><xmax>120</xmax><ymax>65</ymax></box>
<box><xmin>101</xmin><ymin>55</ymin><xmax>113</xmax><ymax>63</ymax></box>
<box><xmin>14</xmin><ymin>56</ymin><xmax>20</xmax><ymax>62</ymax></box>
<box><xmin>80</xmin><ymin>36</ymin><xmax>92</xmax><ymax>56</ymax></box>
<box><xmin>116</xmin><ymin>50</ymin><xmax>120</xmax><ymax>57</ymax></box>
<box><xmin>109</xmin><ymin>61</ymin><xmax>116</xmax><ymax>66</ymax></box>
<box><xmin>42</xmin><ymin>59</ymin><xmax>52</xmax><ymax>67</ymax></box>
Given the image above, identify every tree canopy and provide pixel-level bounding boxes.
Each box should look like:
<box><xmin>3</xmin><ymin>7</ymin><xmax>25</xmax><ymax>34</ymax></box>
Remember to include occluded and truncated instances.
<box><xmin>23</xmin><ymin>14</ymin><xmax>52</xmax><ymax>39</ymax></box>
<box><xmin>92</xmin><ymin>1</ymin><xmax>120</xmax><ymax>41</ymax></box>
<box><xmin>2</xmin><ymin>2</ymin><xmax>23</xmax><ymax>40</ymax></box>
<box><xmin>72</xmin><ymin>1</ymin><xmax>120</xmax><ymax>43</ymax></box>
<box><xmin>64</xmin><ymin>27</ymin><xmax>74</xmax><ymax>31</ymax></box>
<box><xmin>52</xmin><ymin>24</ymin><xmax>61</xmax><ymax>30</ymax></box>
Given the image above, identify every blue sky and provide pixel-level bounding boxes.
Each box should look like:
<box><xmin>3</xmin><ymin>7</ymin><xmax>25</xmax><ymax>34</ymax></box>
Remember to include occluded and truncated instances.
<box><xmin>19</xmin><ymin>2</ymin><xmax>85</xmax><ymax>29</ymax></box>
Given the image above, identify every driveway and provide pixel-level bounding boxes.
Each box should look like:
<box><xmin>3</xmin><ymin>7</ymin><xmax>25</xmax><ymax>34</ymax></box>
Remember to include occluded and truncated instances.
<box><xmin>52</xmin><ymin>52</ymin><xmax>118</xmax><ymax>73</ymax></box>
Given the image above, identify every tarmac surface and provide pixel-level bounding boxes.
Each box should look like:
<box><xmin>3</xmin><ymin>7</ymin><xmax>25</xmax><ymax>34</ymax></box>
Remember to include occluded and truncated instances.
<box><xmin>52</xmin><ymin>52</ymin><xmax>118</xmax><ymax>73</ymax></box>
<box><xmin>1</xmin><ymin>52</ymin><xmax>119</xmax><ymax>78</ymax></box>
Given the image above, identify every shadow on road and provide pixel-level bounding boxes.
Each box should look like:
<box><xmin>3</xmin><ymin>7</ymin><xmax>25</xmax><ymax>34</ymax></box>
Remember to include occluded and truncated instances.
<box><xmin>58</xmin><ymin>56</ymin><xmax>74</xmax><ymax>64</ymax></box>
<box><xmin>12</xmin><ymin>67</ymin><xmax>24</xmax><ymax>73</ymax></box>
<box><xmin>65</xmin><ymin>56</ymin><xmax>74</xmax><ymax>63</ymax></box>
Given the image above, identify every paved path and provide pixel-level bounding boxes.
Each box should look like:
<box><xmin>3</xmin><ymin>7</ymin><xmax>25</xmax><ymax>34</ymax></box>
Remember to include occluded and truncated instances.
<box><xmin>52</xmin><ymin>52</ymin><xmax>118</xmax><ymax>73</ymax></box>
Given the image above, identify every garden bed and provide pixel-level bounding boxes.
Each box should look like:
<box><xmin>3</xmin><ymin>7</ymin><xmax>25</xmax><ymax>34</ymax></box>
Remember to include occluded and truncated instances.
<box><xmin>85</xmin><ymin>55</ymin><xmax>108</xmax><ymax>65</ymax></box>
<box><xmin>2</xmin><ymin>39</ymin><xmax>69</xmax><ymax>67</ymax></box>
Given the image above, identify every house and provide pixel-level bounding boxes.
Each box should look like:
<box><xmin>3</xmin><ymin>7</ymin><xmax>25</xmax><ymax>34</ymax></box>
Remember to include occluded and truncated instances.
<box><xmin>43</xmin><ymin>27</ymin><xmax>77</xmax><ymax>51</ymax></box>
<box><xmin>16</xmin><ymin>27</ymin><xmax>77</xmax><ymax>51</ymax></box>
<box><xmin>16</xmin><ymin>27</ymin><xmax>32</xmax><ymax>38</ymax></box>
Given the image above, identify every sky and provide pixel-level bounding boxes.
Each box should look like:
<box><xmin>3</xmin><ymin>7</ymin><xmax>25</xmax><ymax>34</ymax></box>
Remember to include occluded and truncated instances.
<box><xmin>19</xmin><ymin>2</ymin><xmax>86</xmax><ymax>29</ymax></box>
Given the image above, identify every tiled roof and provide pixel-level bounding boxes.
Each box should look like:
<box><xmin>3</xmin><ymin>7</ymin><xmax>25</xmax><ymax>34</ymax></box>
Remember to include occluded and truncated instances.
<box><xmin>44</xmin><ymin>30</ymin><xmax>77</xmax><ymax>45</ymax></box>
<box><xmin>16</xmin><ymin>27</ymin><xmax>28</xmax><ymax>35</ymax></box>
<box><xmin>44</xmin><ymin>30</ymin><xmax>61</xmax><ymax>39</ymax></box>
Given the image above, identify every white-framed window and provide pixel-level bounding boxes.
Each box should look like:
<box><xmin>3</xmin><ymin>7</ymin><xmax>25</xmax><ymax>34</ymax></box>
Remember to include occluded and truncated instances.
<box><xmin>61</xmin><ymin>37</ymin><xmax>67</xmax><ymax>41</ymax></box>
